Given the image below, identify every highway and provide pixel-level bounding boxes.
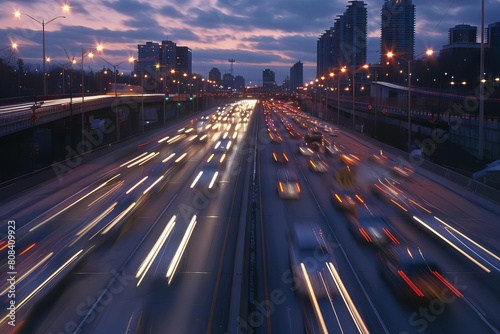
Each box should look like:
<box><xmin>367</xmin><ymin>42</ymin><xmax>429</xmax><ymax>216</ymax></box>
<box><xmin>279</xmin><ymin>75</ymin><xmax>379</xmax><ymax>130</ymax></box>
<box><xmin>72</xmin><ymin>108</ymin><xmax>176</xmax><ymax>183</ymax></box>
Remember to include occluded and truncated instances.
<box><xmin>0</xmin><ymin>99</ymin><xmax>499</xmax><ymax>334</ymax></box>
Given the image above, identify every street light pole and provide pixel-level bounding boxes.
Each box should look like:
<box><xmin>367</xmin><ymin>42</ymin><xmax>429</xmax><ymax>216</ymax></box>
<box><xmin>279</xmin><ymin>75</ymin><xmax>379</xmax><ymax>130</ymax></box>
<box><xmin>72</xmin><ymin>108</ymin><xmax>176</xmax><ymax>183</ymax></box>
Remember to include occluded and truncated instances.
<box><xmin>14</xmin><ymin>11</ymin><xmax>66</xmax><ymax>97</ymax></box>
<box><xmin>387</xmin><ymin>50</ymin><xmax>433</xmax><ymax>151</ymax></box>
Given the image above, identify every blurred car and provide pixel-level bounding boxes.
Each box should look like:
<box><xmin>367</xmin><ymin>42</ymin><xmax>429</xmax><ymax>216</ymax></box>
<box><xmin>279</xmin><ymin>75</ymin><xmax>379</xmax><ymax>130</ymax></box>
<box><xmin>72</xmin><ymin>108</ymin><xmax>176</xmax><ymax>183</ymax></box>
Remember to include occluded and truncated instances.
<box><xmin>379</xmin><ymin>244</ymin><xmax>463</xmax><ymax>302</ymax></box>
<box><xmin>213</xmin><ymin>138</ymin><xmax>232</xmax><ymax>153</ymax></box>
<box><xmin>309</xmin><ymin>154</ymin><xmax>329</xmax><ymax>172</ymax></box>
<box><xmin>340</xmin><ymin>153</ymin><xmax>360</xmax><ymax>167</ymax></box>
<box><xmin>324</xmin><ymin>140</ymin><xmax>341</xmax><ymax>157</ymax></box>
<box><xmin>346</xmin><ymin>205</ymin><xmax>400</xmax><ymax>246</ymax></box>
<box><xmin>288</xmin><ymin>221</ymin><xmax>331</xmax><ymax>298</ymax></box>
<box><xmin>272</xmin><ymin>150</ymin><xmax>289</xmax><ymax>163</ymax></box>
<box><xmin>190</xmin><ymin>155</ymin><xmax>221</xmax><ymax>191</ymax></box>
<box><xmin>370</xmin><ymin>151</ymin><xmax>414</xmax><ymax>178</ymax></box>
<box><xmin>330</xmin><ymin>166</ymin><xmax>363</xmax><ymax>213</ymax></box>
<box><xmin>269</xmin><ymin>131</ymin><xmax>283</xmax><ymax>143</ymax></box>
<box><xmin>298</xmin><ymin>141</ymin><xmax>314</xmax><ymax>156</ymax></box>
<box><xmin>277</xmin><ymin>168</ymin><xmax>301</xmax><ymax>199</ymax></box>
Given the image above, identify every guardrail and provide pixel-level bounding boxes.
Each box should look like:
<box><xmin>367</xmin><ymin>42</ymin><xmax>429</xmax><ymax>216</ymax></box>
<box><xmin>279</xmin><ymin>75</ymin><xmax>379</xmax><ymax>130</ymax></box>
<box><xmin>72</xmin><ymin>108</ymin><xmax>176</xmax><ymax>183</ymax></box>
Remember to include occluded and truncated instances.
<box><xmin>0</xmin><ymin>95</ymin><xmax>164</xmax><ymax>137</ymax></box>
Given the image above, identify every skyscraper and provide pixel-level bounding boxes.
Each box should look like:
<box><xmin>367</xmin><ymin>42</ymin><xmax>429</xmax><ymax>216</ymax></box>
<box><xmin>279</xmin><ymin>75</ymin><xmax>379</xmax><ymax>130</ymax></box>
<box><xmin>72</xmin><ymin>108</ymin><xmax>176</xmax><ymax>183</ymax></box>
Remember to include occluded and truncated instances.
<box><xmin>317</xmin><ymin>28</ymin><xmax>334</xmax><ymax>77</ymax></box>
<box><xmin>340</xmin><ymin>1</ymin><xmax>367</xmax><ymax>68</ymax></box>
<box><xmin>380</xmin><ymin>0</ymin><xmax>415</xmax><ymax>62</ymax></box>
<box><xmin>317</xmin><ymin>1</ymin><xmax>366</xmax><ymax>77</ymax></box>
<box><xmin>290</xmin><ymin>61</ymin><xmax>303</xmax><ymax>93</ymax></box>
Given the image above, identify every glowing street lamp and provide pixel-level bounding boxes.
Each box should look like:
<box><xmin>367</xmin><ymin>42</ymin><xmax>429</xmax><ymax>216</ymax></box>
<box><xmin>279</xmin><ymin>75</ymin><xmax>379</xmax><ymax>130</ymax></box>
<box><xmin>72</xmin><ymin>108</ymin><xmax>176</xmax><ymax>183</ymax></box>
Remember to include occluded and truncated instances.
<box><xmin>14</xmin><ymin>6</ymin><xmax>68</xmax><ymax>96</ymax></box>
<box><xmin>387</xmin><ymin>49</ymin><xmax>433</xmax><ymax>151</ymax></box>
<box><xmin>350</xmin><ymin>64</ymin><xmax>369</xmax><ymax>130</ymax></box>
<box><xmin>0</xmin><ymin>42</ymin><xmax>18</xmax><ymax>53</ymax></box>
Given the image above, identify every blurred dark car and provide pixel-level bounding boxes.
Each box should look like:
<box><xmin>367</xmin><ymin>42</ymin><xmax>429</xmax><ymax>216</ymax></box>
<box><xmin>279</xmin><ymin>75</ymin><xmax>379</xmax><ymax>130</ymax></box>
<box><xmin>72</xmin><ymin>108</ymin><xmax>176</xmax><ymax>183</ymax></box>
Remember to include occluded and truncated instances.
<box><xmin>346</xmin><ymin>205</ymin><xmax>400</xmax><ymax>246</ymax></box>
<box><xmin>379</xmin><ymin>244</ymin><xmax>463</xmax><ymax>302</ymax></box>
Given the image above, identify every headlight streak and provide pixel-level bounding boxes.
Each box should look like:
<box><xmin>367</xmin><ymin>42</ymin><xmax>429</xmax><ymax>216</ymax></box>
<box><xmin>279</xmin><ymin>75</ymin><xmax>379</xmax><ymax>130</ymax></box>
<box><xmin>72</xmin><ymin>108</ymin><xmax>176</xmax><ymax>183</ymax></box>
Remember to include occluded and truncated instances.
<box><xmin>166</xmin><ymin>215</ymin><xmax>197</xmax><ymax>285</ymax></box>
<box><xmin>126</xmin><ymin>152</ymin><xmax>157</xmax><ymax>168</ymax></box>
<box><xmin>434</xmin><ymin>216</ymin><xmax>500</xmax><ymax>262</ymax></box>
<box><xmin>0</xmin><ymin>252</ymin><xmax>53</xmax><ymax>296</ymax></box>
<box><xmin>138</xmin><ymin>152</ymin><xmax>159</xmax><ymax>166</ymax></box>
<box><xmin>188</xmin><ymin>135</ymin><xmax>198</xmax><ymax>142</ymax></box>
<box><xmin>158</xmin><ymin>136</ymin><xmax>170</xmax><ymax>143</ymax></box>
<box><xmin>175</xmin><ymin>153</ymin><xmax>187</xmax><ymax>163</ymax></box>
<box><xmin>120</xmin><ymin>152</ymin><xmax>149</xmax><ymax>166</ymax></box>
<box><xmin>0</xmin><ymin>250</ymin><xmax>83</xmax><ymax>326</ymax></box>
<box><xmin>136</xmin><ymin>215</ymin><xmax>176</xmax><ymax>287</ymax></box>
<box><xmin>69</xmin><ymin>202</ymin><xmax>118</xmax><ymax>247</ymax></box>
<box><xmin>300</xmin><ymin>263</ymin><xmax>328</xmax><ymax>334</ymax></box>
<box><xmin>209</xmin><ymin>172</ymin><xmax>219</xmax><ymax>189</ymax></box>
<box><xmin>190</xmin><ymin>171</ymin><xmax>203</xmax><ymax>188</ymax></box>
<box><xmin>412</xmin><ymin>216</ymin><xmax>491</xmax><ymax>273</ymax></box>
<box><xmin>87</xmin><ymin>181</ymin><xmax>123</xmax><ymax>208</ymax></box>
<box><xmin>29</xmin><ymin>174</ymin><xmax>121</xmax><ymax>232</ymax></box>
<box><xmin>162</xmin><ymin>153</ymin><xmax>176</xmax><ymax>163</ymax></box>
<box><xmin>143</xmin><ymin>176</ymin><xmax>164</xmax><ymax>194</ymax></box>
<box><xmin>326</xmin><ymin>262</ymin><xmax>370</xmax><ymax>334</ymax></box>
<box><xmin>126</xmin><ymin>176</ymin><xmax>149</xmax><ymax>195</ymax></box>
<box><xmin>100</xmin><ymin>202</ymin><xmax>137</xmax><ymax>235</ymax></box>
<box><xmin>167</xmin><ymin>135</ymin><xmax>182</xmax><ymax>144</ymax></box>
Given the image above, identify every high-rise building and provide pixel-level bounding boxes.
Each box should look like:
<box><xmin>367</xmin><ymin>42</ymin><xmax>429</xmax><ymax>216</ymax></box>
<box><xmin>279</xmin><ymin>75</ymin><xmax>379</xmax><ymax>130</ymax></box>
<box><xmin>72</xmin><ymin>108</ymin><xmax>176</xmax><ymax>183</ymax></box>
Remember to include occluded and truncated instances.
<box><xmin>488</xmin><ymin>22</ymin><xmax>500</xmax><ymax>48</ymax></box>
<box><xmin>137</xmin><ymin>41</ymin><xmax>160</xmax><ymax>73</ymax></box>
<box><xmin>449</xmin><ymin>24</ymin><xmax>477</xmax><ymax>44</ymax></box>
<box><xmin>317</xmin><ymin>1</ymin><xmax>366</xmax><ymax>77</ymax></box>
<box><xmin>317</xmin><ymin>28</ymin><xmax>335</xmax><ymax>77</ymax></box>
<box><xmin>262</xmin><ymin>69</ymin><xmax>276</xmax><ymax>91</ymax></box>
<box><xmin>209</xmin><ymin>68</ymin><xmax>221</xmax><ymax>85</ymax></box>
<box><xmin>290</xmin><ymin>61</ymin><xmax>303</xmax><ymax>93</ymax></box>
<box><xmin>234</xmin><ymin>75</ymin><xmax>245</xmax><ymax>92</ymax></box>
<box><xmin>341</xmin><ymin>1</ymin><xmax>367</xmax><ymax>67</ymax></box>
<box><xmin>380</xmin><ymin>0</ymin><xmax>415</xmax><ymax>62</ymax></box>
<box><xmin>176</xmin><ymin>46</ymin><xmax>192</xmax><ymax>75</ymax></box>
<box><xmin>160</xmin><ymin>40</ymin><xmax>177</xmax><ymax>70</ymax></box>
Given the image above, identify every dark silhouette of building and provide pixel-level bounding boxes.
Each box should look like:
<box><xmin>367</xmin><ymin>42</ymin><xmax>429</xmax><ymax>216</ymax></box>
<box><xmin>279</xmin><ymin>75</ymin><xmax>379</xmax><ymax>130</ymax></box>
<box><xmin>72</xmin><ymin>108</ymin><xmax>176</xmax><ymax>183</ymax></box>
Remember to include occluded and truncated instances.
<box><xmin>449</xmin><ymin>24</ymin><xmax>477</xmax><ymax>44</ymax></box>
<box><xmin>262</xmin><ymin>69</ymin><xmax>276</xmax><ymax>91</ymax></box>
<box><xmin>209</xmin><ymin>67</ymin><xmax>221</xmax><ymax>86</ymax></box>
<box><xmin>160</xmin><ymin>40</ymin><xmax>177</xmax><ymax>71</ymax></box>
<box><xmin>290</xmin><ymin>61</ymin><xmax>303</xmax><ymax>93</ymax></box>
<box><xmin>380</xmin><ymin>0</ymin><xmax>415</xmax><ymax>62</ymax></box>
<box><xmin>222</xmin><ymin>73</ymin><xmax>234</xmax><ymax>90</ymax></box>
<box><xmin>317</xmin><ymin>1</ymin><xmax>366</xmax><ymax>76</ymax></box>
<box><xmin>488</xmin><ymin>22</ymin><xmax>500</xmax><ymax>48</ymax></box>
<box><xmin>234</xmin><ymin>75</ymin><xmax>245</xmax><ymax>92</ymax></box>
<box><xmin>176</xmin><ymin>46</ymin><xmax>192</xmax><ymax>75</ymax></box>
<box><xmin>137</xmin><ymin>41</ymin><xmax>160</xmax><ymax>73</ymax></box>
<box><xmin>317</xmin><ymin>28</ymin><xmax>334</xmax><ymax>77</ymax></box>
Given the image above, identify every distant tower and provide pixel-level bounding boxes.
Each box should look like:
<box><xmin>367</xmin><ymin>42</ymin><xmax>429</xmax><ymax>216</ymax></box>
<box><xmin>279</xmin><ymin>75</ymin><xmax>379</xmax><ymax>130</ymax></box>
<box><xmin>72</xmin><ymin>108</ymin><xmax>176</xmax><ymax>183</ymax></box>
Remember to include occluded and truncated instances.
<box><xmin>228</xmin><ymin>58</ymin><xmax>236</xmax><ymax>77</ymax></box>
<box><xmin>228</xmin><ymin>58</ymin><xmax>235</xmax><ymax>90</ymax></box>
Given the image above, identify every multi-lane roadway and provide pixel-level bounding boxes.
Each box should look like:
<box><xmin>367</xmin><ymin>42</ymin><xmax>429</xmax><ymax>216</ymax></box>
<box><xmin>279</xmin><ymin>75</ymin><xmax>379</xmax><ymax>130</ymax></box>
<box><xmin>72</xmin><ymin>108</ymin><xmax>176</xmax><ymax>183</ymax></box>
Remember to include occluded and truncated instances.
<box><xmin>0</xmin><ymin>99</ymin><xmax>499</xmax><ymax>334</ymax></box>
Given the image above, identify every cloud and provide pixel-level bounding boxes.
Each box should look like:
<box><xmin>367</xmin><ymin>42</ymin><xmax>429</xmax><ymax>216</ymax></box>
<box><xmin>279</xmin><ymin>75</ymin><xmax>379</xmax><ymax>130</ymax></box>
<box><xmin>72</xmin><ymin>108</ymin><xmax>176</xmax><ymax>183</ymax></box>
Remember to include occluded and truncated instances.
<box><xmin>1</xmin><ymin>0</ymin><xmax>500</xmax><ymax>84</ymax></box>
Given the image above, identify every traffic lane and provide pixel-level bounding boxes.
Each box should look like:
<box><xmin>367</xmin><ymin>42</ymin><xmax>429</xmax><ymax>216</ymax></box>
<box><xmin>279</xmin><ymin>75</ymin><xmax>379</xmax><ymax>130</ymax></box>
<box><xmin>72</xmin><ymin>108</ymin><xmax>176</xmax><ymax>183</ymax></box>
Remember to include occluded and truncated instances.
<box><xmin>367</xmin><ymin>192</ymin><xmax>500</xmax><ymax>331</ymax></box>
<box><xmin>8</xmin><ymin>134</ymin><xmax>213</xmax><ymax>332</ymax></box>
<box><xmin>27</xmin><ymin>111</ymin><xmax>254</xmax><ymax>332</ymax></box>
<box><xmin>331</xmin><ymin>127</ymin><xmax>500</xmax><ymax>250</ymax></box>
<box><xmin>259</xmin><ymin>132</ymin><xmax>371</xmax><ymax>331</ymax></box>
<box><xmin>299</xmin><ymin>149</ymin><xmax>499</xmax><ymax>333</ymax></box>
<box><xmin>17</xmin><ymin>156</ymin><xmax>202</xmax><ymax>333</ymax></box>
<box><xmin>257</xmin><ymin>140</ymin><xmax>308</xmax><ymax>334</ymax></box>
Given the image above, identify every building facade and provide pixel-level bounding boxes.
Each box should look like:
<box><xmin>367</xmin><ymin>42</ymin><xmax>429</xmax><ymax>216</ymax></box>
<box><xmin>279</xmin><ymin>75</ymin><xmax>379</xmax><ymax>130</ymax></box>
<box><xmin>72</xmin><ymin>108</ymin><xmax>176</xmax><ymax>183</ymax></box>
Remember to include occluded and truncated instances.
<box><xmin>380</xmin><ymin>0</ymin><xmax>415</xmax><ymax>62</ymax></box>
<box><xmin>262</xmin><ymin>69</ymin><xmax>276</xmax><ymax>91</ymax></box>
<box><xmin>290</xmin><ymin>61</ymin><xmax>303</xmax><ymax>93</ymax></box>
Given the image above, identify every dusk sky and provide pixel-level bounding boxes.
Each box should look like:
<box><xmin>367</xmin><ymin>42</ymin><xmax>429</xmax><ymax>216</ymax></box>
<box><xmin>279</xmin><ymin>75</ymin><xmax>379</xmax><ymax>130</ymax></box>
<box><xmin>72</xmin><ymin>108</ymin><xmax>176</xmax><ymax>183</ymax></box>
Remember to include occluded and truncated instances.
<box><xmin>1</xmin><ymin>0</ymin><xmax>499</xmax><ymax>84</ymax></box>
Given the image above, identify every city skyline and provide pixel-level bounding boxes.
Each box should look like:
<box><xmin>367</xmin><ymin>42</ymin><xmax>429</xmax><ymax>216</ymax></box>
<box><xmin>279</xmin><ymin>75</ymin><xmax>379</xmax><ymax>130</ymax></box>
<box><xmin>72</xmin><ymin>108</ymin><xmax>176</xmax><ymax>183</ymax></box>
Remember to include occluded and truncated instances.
<box><xmin>1</xmin><ymin>0</ymin><xmax>499</xmax><ymax>84</ymax></box>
